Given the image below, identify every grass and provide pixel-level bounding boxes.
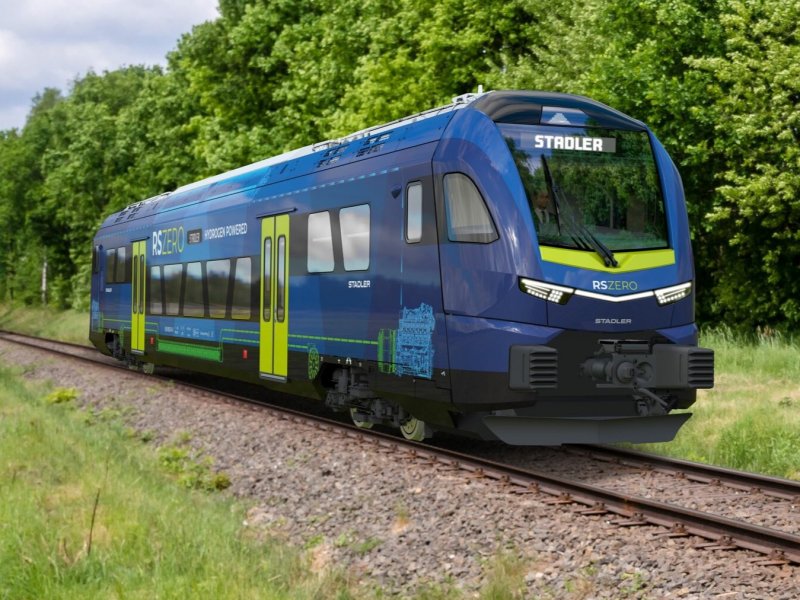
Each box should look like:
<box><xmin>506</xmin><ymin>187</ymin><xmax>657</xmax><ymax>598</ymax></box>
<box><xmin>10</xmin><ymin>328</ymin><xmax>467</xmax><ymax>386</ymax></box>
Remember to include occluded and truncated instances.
<box><xmin>636</xmin><ymin>326</ymin><xmax>800</xmax><ymax>480</ymax></box>
<box><xmin>0</xmin><ymin>365</ymin><xmax>357</xmax><ymax>599</ymax></box>
<box><xmin>0</xmin><ymin>303</ymin><xmax>90</xmax><ymax>346</ymax></box>
<box><xmin>0</xmin><ymin>361</ymin><xmax>540</xmax><ymax>599</ymax></box>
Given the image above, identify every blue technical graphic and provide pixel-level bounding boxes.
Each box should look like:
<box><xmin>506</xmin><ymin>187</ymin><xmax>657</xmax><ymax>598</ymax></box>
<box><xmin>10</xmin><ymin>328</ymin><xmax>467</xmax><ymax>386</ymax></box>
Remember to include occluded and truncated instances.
<box><xmin>394</xmin><ymin>303</ymin><xmax>435</xmax><ymax>378</ymax></box>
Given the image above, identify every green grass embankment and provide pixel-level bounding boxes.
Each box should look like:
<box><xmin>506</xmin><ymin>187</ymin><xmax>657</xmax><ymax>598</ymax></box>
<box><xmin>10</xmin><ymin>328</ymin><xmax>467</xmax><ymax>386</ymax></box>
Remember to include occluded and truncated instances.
<box><xmin>638</xmin><ymin>327</ymin><xmax>800</xmax><ymax>480</ymax></box>
<box><xmin>0</xmin><ymin>361</ymin><xmax>534</xmax><ymax>598</ymax></box>
<box><xmin>0</xmin><ymin>304</ymin><xmax>90</xmax><ymax>346</ymax></box>
<box><xmin>0</xmin><ymin>366</ymin><xmax>355</xmax><ymax>599</ymax></box>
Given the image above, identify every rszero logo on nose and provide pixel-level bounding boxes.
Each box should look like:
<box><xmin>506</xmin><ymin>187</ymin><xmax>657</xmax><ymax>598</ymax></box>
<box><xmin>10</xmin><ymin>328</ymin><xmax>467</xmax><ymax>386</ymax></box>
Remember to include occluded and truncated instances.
<box><xmin>592</xmin><ymin>280</ymin><xmax>638</xmax><ymax>291</ymax></box>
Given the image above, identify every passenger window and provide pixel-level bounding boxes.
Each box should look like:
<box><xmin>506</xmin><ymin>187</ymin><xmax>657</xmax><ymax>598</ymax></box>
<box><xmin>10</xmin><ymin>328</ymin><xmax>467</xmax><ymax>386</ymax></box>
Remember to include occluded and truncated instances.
<box><xmin>163</xmin><ymin>264</ymin><xmax>183</xmax><ymax>316</ymax></box>
<box><xmin>116</xmin><ymin>246</ymin><xmax>127</xmax><ymax>283</ymax></box>
<box><xmin>138</xmin><ymin>255</ymin><xmax>145</xmax><ymax>314</ymax></box>
<box><xmin>184</xmin><ymin>262</ymin><xmax>204</xmax><ymax>317</ymax></box>
<box><xmin>276</xmin><ymin>236</ymin><xmax>286</xmax><ymax>321</ymax></box>
<box><xmin>340</xmin><ymin>204</ymin><xmax>370</xmax><ymax>271</ymax></box>
<box><xmin>307</xmin><ymin>211</ymin><xmax>334</xmax><ymax>273</ymax></box>
<box><xmin>105</xmin><ymin>249</ymin><xmax>116</xmax><ymax>285</ymax></box>
<box><xmin>231</xmin><ymin>257</ymin><xmax>252</xmax><ymax>320</ymax></box>
<box><xmin>92</xmin><ymin>245</ymin><xmax>100</xmax><ymax>274</ymax></box>
<box><xmin>406</xmin><ymin>183</ymin><xmax>422</xmax><ymax>243</ymax></box>
<box><xmin>132</xmin><ymin>256</ymin><xmax>139</xmax><ymax>314</ymax></box>
<box><xmin>207</xmin><ymin>259</ymin><xmax>231</xmax><ymax>319</ymax></box>
<box><xmin>443</xmin><ymin>173</ymin><xmax>499</xmax><ymax>243</ymax></box>
<box><xmin>263</xmin><ymin>241</ymin><xmax>272</xmax><ymax>322</ymax></box>
<box><xmin>150</xmin><ymin>266</ymin><xmax>163</xmax><ymax>315</ymax></box>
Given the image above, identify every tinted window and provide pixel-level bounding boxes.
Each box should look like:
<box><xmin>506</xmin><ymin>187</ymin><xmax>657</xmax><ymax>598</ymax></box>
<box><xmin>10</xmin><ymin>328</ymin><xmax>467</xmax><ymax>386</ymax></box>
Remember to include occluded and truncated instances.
<box><xmin>184</xmin><ymin>262</ymin><xmax>204</xmax><ymax>317</ymax></box>
<box><xmin>138</xmin><ymin>255</ymin><xmax>145</xmax><ymax>314</ymax></box>
<box><xmin>262</xmin><ymin>241</ymin><xmax>271</xmax><ymax>322</ymax></box>
<box><xmin>150</xmin><ymin>266</ymin><xmax>163</xmax><ymax>315</ymax></box>
<box><xmin>231</xmin><ymin>257</ymin><xmax>252</xmax><ymax>320</ymax></box>
<box><xmin>105</xmin><ymin>249</ymin><xmax>116</xmax><ymax>285</ymax></box>
<box><xmin>276</xmin><ymin>236</ymin><xmax>286</xmax><ymax>322</ymax></box>
<box><xmin>443</xmin><ymin>173</ymin><xmax>498</xmax><ymax>243</ymax></box>
<box><xmin>116</xmin><ymin>246</ymin><xmax>127</xmax><ymax>283</ymax></box>
<box><xmin>406</xmin><ymin>183</ymin><xmax>422</xmax><ymax>243</ymax></box>
<box><xmin>207</xmin><ymin>259</ymin><xmax>230</xmax><ymax>319</ymax></box>
<box><xmin>499</xmin><ymin>123</ymin><xmax>668</xmax><ymax>251</ymax></box>
<box><xmin>132</xmin><ymin>255</ymin><xmax>139</xmax><ymax>314</ymax></box>
<box><xmin>307</xmin><ymin>211</ymin><xmax>334</xmax><ymax>273</ymax></box>
<box><xmin>340</xmin><ymin>204</ymin><xmax>370</xmax><ymax>271</ymax></box>
<box><xmin>163</xmin><ymin>264</ymin><xmax>183</xmax><ymax>316</ymax></box>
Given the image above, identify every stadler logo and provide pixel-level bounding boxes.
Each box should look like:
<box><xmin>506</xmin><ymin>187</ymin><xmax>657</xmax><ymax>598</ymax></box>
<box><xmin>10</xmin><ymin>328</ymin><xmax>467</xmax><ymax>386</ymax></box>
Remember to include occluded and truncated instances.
<box><xmin>592</xmin><ymin>280</ymin><xmax>639</xmax><ymax>292</ymax></box>
<box><xmin>595</xmin><ymin>318</ymin><xmax>633</xmax><ymax>325</ymax></box>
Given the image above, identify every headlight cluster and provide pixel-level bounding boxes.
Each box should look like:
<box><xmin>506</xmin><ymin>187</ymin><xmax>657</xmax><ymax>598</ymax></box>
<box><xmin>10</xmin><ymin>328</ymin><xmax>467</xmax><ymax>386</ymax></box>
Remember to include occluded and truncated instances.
<box><xmin>654</xmin><ymin>282</ymin><xmax>692</xmax><ymax>305</ymax></box>
<box><xmin>519</xmin><ymin>278</ymin><xmax>692</xmax><ymax>306</ymax></box>
<box><xmin>518</xmin><ymin>278</ymin><xmax>574</xmax><ymax>305</ymax></box>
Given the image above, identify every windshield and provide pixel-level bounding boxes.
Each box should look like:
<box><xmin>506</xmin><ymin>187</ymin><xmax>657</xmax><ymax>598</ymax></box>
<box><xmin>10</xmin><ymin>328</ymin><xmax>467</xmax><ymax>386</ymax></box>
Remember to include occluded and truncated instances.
<box><xmin>499</xmin><ymin>123</ymin><xmax>669</xmax><ymax>252</ymax></box>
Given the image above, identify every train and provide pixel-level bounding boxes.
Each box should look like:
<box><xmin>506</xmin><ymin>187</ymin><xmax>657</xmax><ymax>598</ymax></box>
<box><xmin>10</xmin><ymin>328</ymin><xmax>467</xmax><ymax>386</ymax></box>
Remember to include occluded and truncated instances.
<box><xmin>90</xmin><ymin>90</ymin><xmax>714</xmax><ymax>445</ymax></box>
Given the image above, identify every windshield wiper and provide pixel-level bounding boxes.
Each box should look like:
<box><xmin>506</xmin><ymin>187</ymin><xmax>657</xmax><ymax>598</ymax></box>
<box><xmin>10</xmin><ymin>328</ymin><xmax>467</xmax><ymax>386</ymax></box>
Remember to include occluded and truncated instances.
<box><xmin>540</xmin><ymin>156</ymin><xmax>619</xmax><ymax>268</ymax></box>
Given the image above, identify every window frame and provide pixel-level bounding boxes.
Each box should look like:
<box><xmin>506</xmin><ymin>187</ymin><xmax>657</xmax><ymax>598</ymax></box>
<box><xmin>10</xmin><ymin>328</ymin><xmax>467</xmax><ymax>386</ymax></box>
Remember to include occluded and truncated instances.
<box><xmin>307</xmin><ymin>210</ymin><xmax>335</xmax><ymax>273</ymax></box>
<box><xmin>149</xmin><ymin>265</ymin><xmax>164</xmax><ymax>316</ymax></box>
<box><xmin>231</xmin><ymin>256</ymin><xmax>253</xmax><ymax>320</ymax></box>
<box><xmin>339</xmin><ymin>203</ymin><xmax>371</xmax><ymax>271</ymax></box>
<box><xmin>405</xmin><ymin>182</ymin><xmax>423</xmax><ymax>243</ymax></box>
<box><xmin>443</xmin><ymin>172</ymin><xmax>499</xmax><ymax>244</ymax></box>
<box><xmin>105</xmin><ymin>248</ymin><xmax>117</xmax><ymax>285</ymax></box>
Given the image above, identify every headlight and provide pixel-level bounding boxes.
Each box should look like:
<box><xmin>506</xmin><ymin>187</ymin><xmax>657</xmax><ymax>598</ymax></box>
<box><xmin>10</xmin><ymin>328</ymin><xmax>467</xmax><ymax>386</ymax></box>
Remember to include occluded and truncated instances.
<box><xmin>520</xmin><ymin>278</ymin><xmax>692</xmax><ymax>306</ymax></box>
<box><xmin>519</xmin><ymin>278</ymin><xmax>574</xmax><ymax>305</ymax></box>
<box><xmin>655</xmin><ymin>282</ymin><xmax>692</xmax><ymax>305</ymax></box>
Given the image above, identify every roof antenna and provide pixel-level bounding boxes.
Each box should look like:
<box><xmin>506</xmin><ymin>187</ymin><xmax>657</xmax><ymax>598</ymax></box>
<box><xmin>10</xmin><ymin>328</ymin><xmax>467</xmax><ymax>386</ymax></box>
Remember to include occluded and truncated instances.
<box><xmin>477</xmin><ymin>84</ymin><xmax>484</xmax><ymax>94</ymax></box>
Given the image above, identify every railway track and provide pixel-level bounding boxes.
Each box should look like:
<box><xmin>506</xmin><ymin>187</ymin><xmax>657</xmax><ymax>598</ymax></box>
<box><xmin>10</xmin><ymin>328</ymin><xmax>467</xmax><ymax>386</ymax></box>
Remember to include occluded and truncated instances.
<box><xmin>2</xmin><ymin>329</ymin><xmax>799</xmax><ymax>566</ymax></box>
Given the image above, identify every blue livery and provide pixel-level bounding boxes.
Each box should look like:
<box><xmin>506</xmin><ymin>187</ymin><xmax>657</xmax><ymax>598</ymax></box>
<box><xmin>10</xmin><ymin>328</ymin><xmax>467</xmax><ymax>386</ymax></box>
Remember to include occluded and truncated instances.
<box><xmin>90</xmin><ymin>90</ymin><xmax>714</xmax><ymax>444</ymax></box>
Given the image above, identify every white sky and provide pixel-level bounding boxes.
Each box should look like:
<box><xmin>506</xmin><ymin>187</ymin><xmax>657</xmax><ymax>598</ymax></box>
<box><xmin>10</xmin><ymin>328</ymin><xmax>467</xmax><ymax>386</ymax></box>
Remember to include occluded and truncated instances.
<box><xmin>0</xmin><ymin>0</ymin><xmax>219</xmax><ymax>131</ymax></box>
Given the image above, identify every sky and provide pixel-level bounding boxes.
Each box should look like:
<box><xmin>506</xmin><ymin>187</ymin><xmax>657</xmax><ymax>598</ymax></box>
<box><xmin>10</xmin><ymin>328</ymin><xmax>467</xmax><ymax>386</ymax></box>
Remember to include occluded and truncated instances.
<box><xmin>0</xmin><ymin>0</ymin><xmax>219</xmax><ymax>131</ymax></box>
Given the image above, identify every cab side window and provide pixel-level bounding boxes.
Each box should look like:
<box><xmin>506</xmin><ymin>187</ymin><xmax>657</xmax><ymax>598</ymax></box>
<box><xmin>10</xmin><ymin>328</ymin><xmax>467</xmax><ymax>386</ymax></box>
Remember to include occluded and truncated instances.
<box><xmin>443</xmin><ymin>173</ymin><xmax>498</xmax><ymax>243</ymax></box>
<box><xmin>406</xmin><ymin>183</ymin><xmax>422</xmax><ymax>243</ymax></box>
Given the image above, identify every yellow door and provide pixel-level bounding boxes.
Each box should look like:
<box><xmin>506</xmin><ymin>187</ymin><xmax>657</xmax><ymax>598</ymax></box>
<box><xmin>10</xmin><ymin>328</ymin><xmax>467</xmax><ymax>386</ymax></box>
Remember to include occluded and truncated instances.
<box><xmin>260</xmin><ymin>215</ymin><xmax>289</xmax><ymax>380</ymax></box>
<box><xmin>131</xmin><ymin>240</ymin><xmax>147</xmax><ymax>354</ymax></box>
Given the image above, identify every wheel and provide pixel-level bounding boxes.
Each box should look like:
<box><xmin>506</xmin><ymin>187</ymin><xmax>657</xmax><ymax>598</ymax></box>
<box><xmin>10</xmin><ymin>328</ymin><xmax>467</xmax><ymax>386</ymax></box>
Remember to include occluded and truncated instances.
<box><xmin>399</xmin><ymin>416</ymin><xmax>428</xmax><ymax>442</ymax></box>
<box><xmin>350</xmin><ymin>407</ymin><xmax>373</xmax><ymax>429</ymax></box>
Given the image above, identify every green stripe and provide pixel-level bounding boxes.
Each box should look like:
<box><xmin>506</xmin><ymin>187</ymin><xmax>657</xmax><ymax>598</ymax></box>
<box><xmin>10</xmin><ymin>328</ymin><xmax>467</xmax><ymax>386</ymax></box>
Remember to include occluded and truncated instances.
<box><xmin>157</xmin><ymin>340</ymin><xmax>222</xmax><ymax>362</ymax></box>
<box><xmin>539</xmin><ymin>247</ymin><xmax>675</xmax><ymax>273</ymax></box>
<box><xmin>222</xmin><ymin>336</ymin><xmax>259</xmax><ymax>344</ymax></box>
<box><xmin>289</xmin><ymin>333</ymin><xmax>378</xmax><ymax>345</ymax></box>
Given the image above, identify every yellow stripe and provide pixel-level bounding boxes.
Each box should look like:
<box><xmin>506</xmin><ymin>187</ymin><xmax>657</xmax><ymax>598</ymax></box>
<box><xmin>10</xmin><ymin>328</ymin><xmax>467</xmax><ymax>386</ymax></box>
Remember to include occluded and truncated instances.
<box><xmin>539</xmin><ymin>247</ymin><xmax>675</xmax><ymax>273</ymax></box>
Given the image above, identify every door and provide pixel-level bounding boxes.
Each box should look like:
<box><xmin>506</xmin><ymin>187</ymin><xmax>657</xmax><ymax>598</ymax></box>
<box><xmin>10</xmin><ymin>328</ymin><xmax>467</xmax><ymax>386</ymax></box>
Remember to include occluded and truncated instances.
<box><xmin>131</xmin><ymin>240</ymin><xmax>147</xmax><ymax>354</ymax></box>
<box><xmin>259</xmin><ymin>214</ymin><xmax>290</xmax><ymax>381</ymax></box>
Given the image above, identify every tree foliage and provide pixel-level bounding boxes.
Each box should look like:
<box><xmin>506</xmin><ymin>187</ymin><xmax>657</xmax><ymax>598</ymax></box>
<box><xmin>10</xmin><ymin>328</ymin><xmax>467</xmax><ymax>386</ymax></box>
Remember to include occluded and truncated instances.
<box><xmin>0</xmin><ymin>0</ymin><xmax>798</xmax><ymax>330</ymax></box>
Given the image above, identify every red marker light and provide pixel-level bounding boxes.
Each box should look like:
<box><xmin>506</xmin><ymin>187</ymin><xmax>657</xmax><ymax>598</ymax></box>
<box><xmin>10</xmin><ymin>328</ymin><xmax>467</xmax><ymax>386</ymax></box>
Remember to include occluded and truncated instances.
<box><xmin>242</xmin><ymin>349</ymin><xmax>248</xmax><ymax>360</ymax></box>
<box><xmin>150</xmin><ymin>336</ymin><xmax>155</xmax><ymax>345</ymax></box>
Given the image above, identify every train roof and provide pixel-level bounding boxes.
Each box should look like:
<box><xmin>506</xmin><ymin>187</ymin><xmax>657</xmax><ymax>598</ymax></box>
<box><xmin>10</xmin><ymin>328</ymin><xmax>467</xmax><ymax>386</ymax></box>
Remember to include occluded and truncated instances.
<box><xmin>100</xmin><ymin>90</ymin><xmax>647</xmax><ymax>230</ymax></box>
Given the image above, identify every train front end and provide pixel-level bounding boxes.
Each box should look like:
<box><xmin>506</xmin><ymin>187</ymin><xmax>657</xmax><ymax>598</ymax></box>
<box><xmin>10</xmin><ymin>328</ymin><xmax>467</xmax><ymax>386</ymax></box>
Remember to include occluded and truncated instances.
<box><xmin>435</xmin><ymin>91</ymin><xmax>714</xmax><ymax>444</ymax></box>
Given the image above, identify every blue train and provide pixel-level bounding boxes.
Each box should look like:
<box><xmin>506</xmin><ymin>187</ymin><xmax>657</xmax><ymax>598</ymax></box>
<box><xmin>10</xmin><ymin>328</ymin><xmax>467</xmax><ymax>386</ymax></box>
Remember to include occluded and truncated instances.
<box><xmin>90</xmin><ymin>90</ymin><xmax>714</xmax><ymax>445</ymax></box>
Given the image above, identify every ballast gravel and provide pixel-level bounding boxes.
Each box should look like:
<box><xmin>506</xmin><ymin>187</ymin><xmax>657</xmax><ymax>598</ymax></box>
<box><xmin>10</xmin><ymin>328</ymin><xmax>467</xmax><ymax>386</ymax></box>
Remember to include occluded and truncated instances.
<box><xmin>1</xmin><ymin>339</ymin><xmax>798</xmax><ymax>599</ymax></box>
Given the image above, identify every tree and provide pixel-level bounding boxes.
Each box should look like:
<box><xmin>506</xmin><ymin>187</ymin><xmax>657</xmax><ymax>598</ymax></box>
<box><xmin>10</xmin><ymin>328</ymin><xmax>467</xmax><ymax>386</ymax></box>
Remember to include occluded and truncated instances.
<box><xmin>693</xmin><ymin>0</ymin><xmax>800</xmax><ymax>327</ymax></box>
